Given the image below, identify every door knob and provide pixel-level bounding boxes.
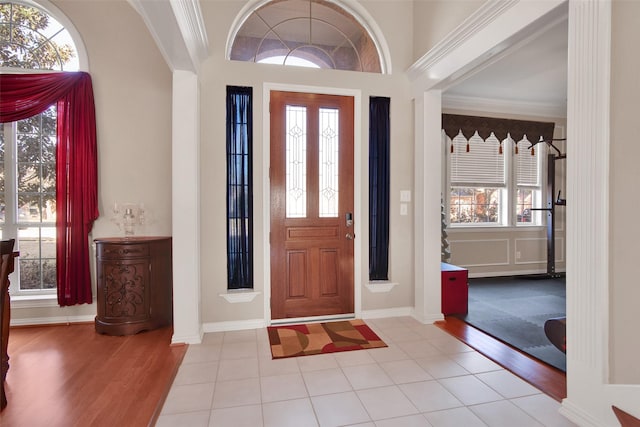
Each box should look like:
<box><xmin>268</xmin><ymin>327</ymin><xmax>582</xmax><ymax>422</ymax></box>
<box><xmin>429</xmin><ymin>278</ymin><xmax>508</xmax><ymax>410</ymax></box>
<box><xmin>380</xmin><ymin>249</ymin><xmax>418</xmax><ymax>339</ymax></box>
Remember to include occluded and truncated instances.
<box><xmin>346</xmin><ymin>233</ymin><xmax>354</xmax><ymax>240</ymax></box>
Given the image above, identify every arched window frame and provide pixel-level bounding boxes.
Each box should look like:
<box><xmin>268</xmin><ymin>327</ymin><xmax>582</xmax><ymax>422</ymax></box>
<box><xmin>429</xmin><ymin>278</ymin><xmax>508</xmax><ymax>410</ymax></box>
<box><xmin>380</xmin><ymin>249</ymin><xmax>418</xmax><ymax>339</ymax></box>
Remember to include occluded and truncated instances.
<box><xmin>1</xmin><ymin>0</ymin><xmax>93</xmax><ymax>300</ymax></box>
<box><xmin>1</xmin><ymin>0</ymin><xmax>89</xmax><ymax>72</ymax></box>
<box><xmin>226</xmin><ymin>0</ymin><xmax>392</xmax><ymax>74</ymax></box>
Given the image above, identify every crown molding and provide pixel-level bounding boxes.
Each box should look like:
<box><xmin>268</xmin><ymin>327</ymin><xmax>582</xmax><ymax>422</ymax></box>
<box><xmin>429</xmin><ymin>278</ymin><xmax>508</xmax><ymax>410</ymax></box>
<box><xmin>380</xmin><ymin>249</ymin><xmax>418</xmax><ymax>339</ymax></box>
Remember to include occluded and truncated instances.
<box><xmin>170</xmin><ymin>0</ymin><xmax>209</xmax><ymax>67</ymax></box>
<box><xmin>128</xmin><ymin>0</ymin><xmax>208</xmax><ymax>72</ymax></box>
<box><xmin>407</xmin><ymin>0</ymin><xmax>519</xmax><ymax>81</ymax></box>
<box><xmin>443</xmin><ymin>94</ymin><xmax>567</xmax><ymax>119</ymax></box>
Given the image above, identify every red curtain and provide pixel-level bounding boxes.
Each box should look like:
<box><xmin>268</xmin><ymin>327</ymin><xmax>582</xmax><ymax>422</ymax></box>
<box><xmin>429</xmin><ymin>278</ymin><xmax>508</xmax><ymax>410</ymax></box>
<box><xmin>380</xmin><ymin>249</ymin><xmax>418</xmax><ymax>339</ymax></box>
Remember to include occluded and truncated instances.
<box><xmin>0</xmin><ymin>72</ymin><xmax>99</xmax><ymax>306</ymax></box>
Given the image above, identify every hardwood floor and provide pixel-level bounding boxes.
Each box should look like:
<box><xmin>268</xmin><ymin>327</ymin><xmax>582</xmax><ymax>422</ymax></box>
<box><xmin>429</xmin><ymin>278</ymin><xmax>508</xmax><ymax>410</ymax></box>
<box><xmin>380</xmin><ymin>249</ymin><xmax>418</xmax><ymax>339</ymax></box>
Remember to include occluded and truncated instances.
<box><xmin>0</xmin><ymin>323</ymin><xmax>186</xmax><ymax>427</ymax></box>
<box><xmin>436</xmin><ymin>316</ymin><xmax>567</xmax><ymax>402</ymax></box>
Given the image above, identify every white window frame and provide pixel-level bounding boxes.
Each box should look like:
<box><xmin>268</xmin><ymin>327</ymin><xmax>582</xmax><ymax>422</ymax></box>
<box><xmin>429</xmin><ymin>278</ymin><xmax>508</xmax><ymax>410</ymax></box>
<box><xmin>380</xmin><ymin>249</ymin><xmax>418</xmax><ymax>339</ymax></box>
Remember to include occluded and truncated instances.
<box><xmin>0</xmin><ymin>0</ymin><xmax>87</xmax><ymax>296</ymax></box>
<box><xmin>444</xmin><ymin>131</ymin><xmax>545</xmax><ymax>228</ymax></box>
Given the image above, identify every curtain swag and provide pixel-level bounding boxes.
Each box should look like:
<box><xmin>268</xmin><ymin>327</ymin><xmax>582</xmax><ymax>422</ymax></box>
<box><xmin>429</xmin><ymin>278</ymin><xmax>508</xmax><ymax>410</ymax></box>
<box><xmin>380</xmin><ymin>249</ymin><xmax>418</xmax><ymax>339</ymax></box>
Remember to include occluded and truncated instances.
<box><xmin>0</xmin><ymin>72</ymin><xmax>99</xmax><ymax>306</ymax></box>
<box><xmin>442</xmin><ymin>113</ymin><xmax>555</xmax><ymax>145</ymax></box>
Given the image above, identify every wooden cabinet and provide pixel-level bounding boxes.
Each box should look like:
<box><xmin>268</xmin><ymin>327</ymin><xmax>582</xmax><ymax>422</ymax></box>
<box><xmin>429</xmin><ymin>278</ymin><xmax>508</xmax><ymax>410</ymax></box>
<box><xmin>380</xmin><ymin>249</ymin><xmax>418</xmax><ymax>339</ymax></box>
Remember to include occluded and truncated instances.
<box><xmin>441</xmin><ymin>262</ymin><xmax>468</xmax><ymax>315</ymax></box>
<box><xmin>95</xmin><ymin>237</ymin><xmax>172</xmax><ymax>336</ymax></box>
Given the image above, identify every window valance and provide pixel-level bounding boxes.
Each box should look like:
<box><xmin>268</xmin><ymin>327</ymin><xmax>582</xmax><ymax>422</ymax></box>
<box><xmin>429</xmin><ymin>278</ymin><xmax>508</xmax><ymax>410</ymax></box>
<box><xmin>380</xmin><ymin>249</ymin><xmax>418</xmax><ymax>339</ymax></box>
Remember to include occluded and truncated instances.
<box><xmin>442</xmin><ymin>113</ymin><xmax>555</xmax><ymax>144</ymax></box>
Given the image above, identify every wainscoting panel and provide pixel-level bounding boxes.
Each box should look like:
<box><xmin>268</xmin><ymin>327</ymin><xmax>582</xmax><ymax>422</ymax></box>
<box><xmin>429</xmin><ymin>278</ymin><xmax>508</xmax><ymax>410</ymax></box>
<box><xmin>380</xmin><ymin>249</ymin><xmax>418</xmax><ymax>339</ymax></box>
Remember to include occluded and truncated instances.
<box><xmin>449</xmin><ymin>238</ymin><xmax>510</xmax><ymax>267</ymax></box>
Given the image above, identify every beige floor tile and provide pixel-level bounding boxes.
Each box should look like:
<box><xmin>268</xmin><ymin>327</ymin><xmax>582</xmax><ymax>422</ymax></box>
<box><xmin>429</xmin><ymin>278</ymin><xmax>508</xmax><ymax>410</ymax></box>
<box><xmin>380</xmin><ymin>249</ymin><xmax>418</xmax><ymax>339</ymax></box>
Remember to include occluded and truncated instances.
<box><xmin>182</xmin><ymin>344</ymin><xmax>222</xmax><ymax>364</ymax></box>
<box><xmin>334</xmin><ymin>348</ymin><xmax>377</xmax><ymax>367</ymax></box>
<box><xmin>342</xmin><ymin>363</ymin><xmax>394</xmax><ymax>389</ymax></box>
<box><xmin>397</xmin><ymin>340</ymin><xmax>443</xmax><ymax>359</ymax></box>
<box><xmin>380</xmin><ymin>359</ymin><xmax>433</xmax><ymax>384</ymax></box>
<box><xmin>156</xmin><ymin>410</ymin><xmax>211</xmax><ymax>427</ymax></box>
<box><xmin>260</xmin><ymin>372</ymin><xmax>309</xmax><ymax>402</ymax></box>
<box><xmin>259</xmin><ymin>356</ymin><xmax>300</xmax><ymax>377</ymax></box>
<box><xmin>415</xmin><ymin>355</ymin><xmax>470</xmax><ymax>379</ymax></box>
<box><xmin>476</xmin><ymin>370</ymin><xmax>542</xmax><ymax>398</ymax></box>
<box><xmin>449</xmin><ymin>351</ymin><xmax>502</xmax><ymax>374</ymax></box>
<box><xmin>422</xmin><ymin>407</ymin><xmax>487</xmax><ymax>427</ymax></box>
<box><xmin>302</xmin><ymin>367</ymin><xmax>353</xmax><ymax>396</ymax></box>
<box><xmin>399</xmin><ymin>380</ymin><xmax>463</xmax><ymax>413</ymax></box>
<box><xmin>223</xmin><ymin>329</ymin><xmax>257</xmax><ymax>343</ymax></box>
<box><xmin>357</xmin><ymin>385</ymin><xmax>420</xmax><ymax>420</ymax></box>
<box><xmin>211</xmin><ymin>377</ymin><xmax>261</xmax><ymax>409</ymax></box>
<box><xmin>219</xmin><ymin>341</ymin><xmax>258</xmax><ymax>360</ymax></box>
<box><xmin>162</xmin><ymin>382</ymin><xmax>215</xmax><ymax>414</ymax></box>
<box><xmin>511</xmin><ymin>394</ymin><xmax>578</xmax><ymax>426</ymax></box>
<box><xmin>297</xmin><ymin>353</ymin><xmax>339</xmax><ymax>372</ymax></box>
<box><xmin>367</xmin><ymin>345</ymin><xmax>410</xmax><ymax>363</ymax></box>
<box><xmin>470</xmin><ymin>400</ymin><xmax>543</xmax><ymax>427</ymax></box>
<box><xmin>311</xmin><ymin>391</ymin><xmax>371</xmax><ymax>427</ymax></box>
<box><xmin>374</xmin><ymin>414</ymin><xmax>432</xmax><ymax>427</ymax></box>
<box><xmin>262</xmin><ymin>397</ymin><xmax>319</xmax><ymax>427</ymax></box>
<box><xmin>216</xmin><ymin>357</ymin><xmax>259</xmax><ymax>381</ymax></box>
<box><xmin>173</xmin><ymin>361</ymin><xmax>219</xmax><ymax>386</ymax></box>
<box><xmin>438</xmin><ymin>375</ymin><xmax>504</xmax><ymax>406</ymax></box>
<box><xmin>209</xmin><ymin>404</ymin><xmax>263</xmax><ymax>427</ymax></box>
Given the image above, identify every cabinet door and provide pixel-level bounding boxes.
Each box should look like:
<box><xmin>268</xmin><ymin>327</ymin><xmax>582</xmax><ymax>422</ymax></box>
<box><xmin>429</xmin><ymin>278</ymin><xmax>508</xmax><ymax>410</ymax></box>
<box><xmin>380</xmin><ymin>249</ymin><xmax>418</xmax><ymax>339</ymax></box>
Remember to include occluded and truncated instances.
<box><xmin>99</xmin><ymin>258</ymin><xmax>150</xmax><ymax>321</ymax></box>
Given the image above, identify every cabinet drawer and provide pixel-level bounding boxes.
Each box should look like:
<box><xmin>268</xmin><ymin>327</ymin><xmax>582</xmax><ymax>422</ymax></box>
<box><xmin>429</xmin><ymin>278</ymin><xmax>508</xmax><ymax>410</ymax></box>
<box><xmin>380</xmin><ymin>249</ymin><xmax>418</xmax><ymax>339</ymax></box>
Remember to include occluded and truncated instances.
<box><xmin>97</xmin><ymin>243</ymin><xmax>149</xmax><ymax>259</ymax></box>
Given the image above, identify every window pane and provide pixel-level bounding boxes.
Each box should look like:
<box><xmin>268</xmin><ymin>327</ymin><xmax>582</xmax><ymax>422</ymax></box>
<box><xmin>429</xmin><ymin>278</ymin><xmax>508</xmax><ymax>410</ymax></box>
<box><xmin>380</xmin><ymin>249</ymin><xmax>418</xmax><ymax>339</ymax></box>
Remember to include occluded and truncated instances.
<box><xmin>516</xmin><ymin>188</ymin><xmax>533</xmax><ymax>224</ymax></box>
<box><xmin>319</xmin><ymin>108</ymin><xmax>339</xmax><ymax>217</ymax></box>
<box><xmin>286</xmin><ymin>105</ymin><xmax>307</xmax><ymax>218</ymax></box>
<box><xmin>450</xmin><ymin>187</ymin><xmax>501</xmax><ymax>224</ymax></box>
<box><xmin>17</xmin><ymin>227</ymin><xmax>56</xmax><ymax>291</ymax></box>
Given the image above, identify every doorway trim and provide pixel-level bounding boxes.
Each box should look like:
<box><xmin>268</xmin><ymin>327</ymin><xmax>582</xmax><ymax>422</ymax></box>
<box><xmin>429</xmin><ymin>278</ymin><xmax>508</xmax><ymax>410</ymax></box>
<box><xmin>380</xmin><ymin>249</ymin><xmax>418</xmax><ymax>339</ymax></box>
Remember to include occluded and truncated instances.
<box><xmin>262</xmin><ymin>82</ymin><xmax>363</xmax><ymax>324</ymax></box>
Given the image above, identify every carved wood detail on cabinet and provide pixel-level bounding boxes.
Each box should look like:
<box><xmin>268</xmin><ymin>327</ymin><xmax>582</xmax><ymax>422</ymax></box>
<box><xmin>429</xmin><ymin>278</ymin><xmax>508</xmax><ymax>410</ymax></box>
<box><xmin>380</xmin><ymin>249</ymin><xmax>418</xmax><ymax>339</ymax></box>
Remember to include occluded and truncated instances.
<box><xmin>95</xmin><ymin>237</ymin><xmax>172</xmax><ymax>336</ymax></box>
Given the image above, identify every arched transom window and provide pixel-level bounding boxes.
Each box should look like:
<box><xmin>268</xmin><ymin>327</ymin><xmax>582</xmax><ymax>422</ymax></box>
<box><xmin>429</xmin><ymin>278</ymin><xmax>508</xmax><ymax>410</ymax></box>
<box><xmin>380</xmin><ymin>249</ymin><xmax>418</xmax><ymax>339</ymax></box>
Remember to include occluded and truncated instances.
<box><xmin>0</xmin><ymin>0</ymin><xmax>78</xmax><ymax>70</ymax></box>
<box><xmin>229</xmin><ymin>0</ymin><xmax>384</xmax><ymax>73</ymax></box>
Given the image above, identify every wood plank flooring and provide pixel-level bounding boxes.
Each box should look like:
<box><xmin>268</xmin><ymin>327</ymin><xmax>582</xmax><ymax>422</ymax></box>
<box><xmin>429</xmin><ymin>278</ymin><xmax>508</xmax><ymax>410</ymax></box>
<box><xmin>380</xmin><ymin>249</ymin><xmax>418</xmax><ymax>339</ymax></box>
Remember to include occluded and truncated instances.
<box><xmin>0</xmin><ymin>324</ymin><xmax>186</xmax><ymax>427</ymax></box>
<box><xmin>436</xmin><ymin>316</ymin><xmax>567</xmax><ymax>402</ymax></box>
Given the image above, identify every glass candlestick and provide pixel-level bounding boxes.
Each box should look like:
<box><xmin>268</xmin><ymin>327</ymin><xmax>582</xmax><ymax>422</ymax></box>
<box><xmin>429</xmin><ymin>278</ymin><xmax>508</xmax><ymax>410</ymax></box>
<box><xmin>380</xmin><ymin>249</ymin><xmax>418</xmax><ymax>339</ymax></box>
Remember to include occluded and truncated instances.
<box><xmin>123</xmin><ymin>208</ymin><xmax>136</xmax><ymax>236</ymax></box>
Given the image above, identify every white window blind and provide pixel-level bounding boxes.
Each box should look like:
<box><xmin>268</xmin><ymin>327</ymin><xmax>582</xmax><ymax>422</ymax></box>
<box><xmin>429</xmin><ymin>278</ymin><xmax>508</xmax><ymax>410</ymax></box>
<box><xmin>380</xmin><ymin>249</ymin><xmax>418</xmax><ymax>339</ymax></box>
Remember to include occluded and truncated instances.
<box><xmin>516</xmin><ymin>136</ymin><xmax>539</xmax><ymax>186</ymax></box>
<box><xmin>450</xmin><ymin>131</ymin><xmax>505</xmax><ymax>187</ymax></box>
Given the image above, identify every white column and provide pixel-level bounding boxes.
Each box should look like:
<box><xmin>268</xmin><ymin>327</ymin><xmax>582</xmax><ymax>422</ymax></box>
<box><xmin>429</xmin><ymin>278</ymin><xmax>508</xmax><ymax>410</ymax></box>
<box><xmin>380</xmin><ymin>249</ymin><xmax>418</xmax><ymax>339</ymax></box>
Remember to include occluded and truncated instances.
<box><xmin>560</xmin><ymin>1</ymin><xmax>614</xmax><ymax>425</ymax></box>
<box><xmin>171</xmin><ymin>70</ymin><xmax>202</xmax><ymax>344</ymax></box>
<box><xmin>413</xmin><ymin>90</ymin><xmax>444</xmax><ymax>324</ymax></box>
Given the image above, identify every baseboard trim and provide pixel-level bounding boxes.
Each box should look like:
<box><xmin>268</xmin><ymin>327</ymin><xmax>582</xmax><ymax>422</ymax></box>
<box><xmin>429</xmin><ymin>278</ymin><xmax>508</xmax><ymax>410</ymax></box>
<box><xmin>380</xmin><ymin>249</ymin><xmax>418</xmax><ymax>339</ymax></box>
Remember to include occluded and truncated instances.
<box><xmin>10</xmin><ymin>314</ymin><xmax>96</xmax><ymax>327</ymax></box>
<box><xmin>202</xmin><ymin>318</ymin><xmax>267</xmax><ymax>333</ymax></box>
<box><xmin>360</xmin><ymin>306</ymin><xmax>414</xmax><ymax>319</ymax></box>
<box><xmin>559</xmin><ymin>398</ymin><xmax>603</xmax><ymax>427</ymax></box>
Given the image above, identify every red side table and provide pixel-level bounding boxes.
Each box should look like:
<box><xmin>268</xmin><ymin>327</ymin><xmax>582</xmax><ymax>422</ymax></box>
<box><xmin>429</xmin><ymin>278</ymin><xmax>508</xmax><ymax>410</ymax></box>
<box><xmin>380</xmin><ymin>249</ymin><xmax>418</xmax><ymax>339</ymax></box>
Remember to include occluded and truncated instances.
<box><xmin>441</xmin><ymin>262</ymin><xmax>468</xmax><ymax>315</ymax></box>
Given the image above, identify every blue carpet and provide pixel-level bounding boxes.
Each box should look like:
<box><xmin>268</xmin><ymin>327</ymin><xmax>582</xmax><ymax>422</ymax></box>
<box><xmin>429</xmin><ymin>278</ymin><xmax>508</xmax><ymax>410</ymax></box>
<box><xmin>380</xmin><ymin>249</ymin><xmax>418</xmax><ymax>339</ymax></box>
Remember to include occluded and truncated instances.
<box><xmin>458</xmin><ymin>276</ymin><xmax>566</xmax><ymax>372</ymax></box>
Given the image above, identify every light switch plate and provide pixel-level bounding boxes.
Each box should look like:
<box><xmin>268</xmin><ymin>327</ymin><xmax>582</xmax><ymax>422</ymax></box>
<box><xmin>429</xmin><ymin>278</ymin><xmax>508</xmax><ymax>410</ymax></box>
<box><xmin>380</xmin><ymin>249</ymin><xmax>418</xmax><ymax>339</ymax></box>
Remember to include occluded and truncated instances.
<box><xmin>400</xmin><ymin>190</ymin><xmax>411</xmax><ymax>202</ymax></box>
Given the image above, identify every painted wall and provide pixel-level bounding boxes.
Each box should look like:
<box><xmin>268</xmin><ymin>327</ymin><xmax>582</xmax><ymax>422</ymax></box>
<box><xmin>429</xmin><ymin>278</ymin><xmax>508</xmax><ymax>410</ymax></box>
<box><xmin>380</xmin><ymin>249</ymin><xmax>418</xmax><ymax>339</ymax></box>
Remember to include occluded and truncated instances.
<box><xmin>609</xmin><ymin>0</ymin><xmax>640</xmax><ymax>385</ymax></box>
<box><xmin>198</xmin><ymin>0</ymin><xmax>417</xmax><ymax>324</ymax></box>
<box><xmin>11</xmin><ymin>0</ymin><xmax>173</xmax><ymax>324</ymax></box>
<box><xmin>412</xmin><ymin>0</ymin><xmax>485</xmax><ymax>62</ymax></box>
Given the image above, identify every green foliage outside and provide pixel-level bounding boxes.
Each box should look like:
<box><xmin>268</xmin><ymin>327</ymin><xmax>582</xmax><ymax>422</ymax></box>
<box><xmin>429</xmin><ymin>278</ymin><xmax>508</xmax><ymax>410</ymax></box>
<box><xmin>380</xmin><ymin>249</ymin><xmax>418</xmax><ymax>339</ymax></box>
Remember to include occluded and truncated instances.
<box><xmin>0</xmin><ymin>2</ymin><xmax>75</xmax><ymax>69</ymax></box>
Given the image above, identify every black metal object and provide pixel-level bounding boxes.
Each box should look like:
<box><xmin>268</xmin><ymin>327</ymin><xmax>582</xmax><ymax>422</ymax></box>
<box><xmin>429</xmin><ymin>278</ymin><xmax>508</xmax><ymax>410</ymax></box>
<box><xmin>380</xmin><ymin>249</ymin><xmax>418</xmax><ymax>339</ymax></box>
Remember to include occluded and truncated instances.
<box><xmin>529</xmin><ymin>139</ymin><xmax>566</xmax><ymax>277</ymax></box>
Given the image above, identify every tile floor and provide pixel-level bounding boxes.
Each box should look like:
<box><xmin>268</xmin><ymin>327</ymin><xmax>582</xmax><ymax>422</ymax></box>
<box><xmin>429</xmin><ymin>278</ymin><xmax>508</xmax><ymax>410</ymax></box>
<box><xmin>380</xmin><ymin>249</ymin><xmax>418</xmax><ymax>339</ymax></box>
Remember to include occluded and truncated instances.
<box><xmin>157</xmin><ymin>316</ymin><xmax>576</xmax><ymax>427</ymax></box>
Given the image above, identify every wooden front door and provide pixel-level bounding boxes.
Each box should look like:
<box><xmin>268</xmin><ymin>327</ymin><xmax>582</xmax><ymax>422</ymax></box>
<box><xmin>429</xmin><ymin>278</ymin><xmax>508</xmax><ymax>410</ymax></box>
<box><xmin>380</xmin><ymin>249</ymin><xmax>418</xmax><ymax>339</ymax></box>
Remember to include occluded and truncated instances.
<box><xmin>270</xmin><ymin>91</ymin><xmax>355</xmax><ymax>320</ymax></box>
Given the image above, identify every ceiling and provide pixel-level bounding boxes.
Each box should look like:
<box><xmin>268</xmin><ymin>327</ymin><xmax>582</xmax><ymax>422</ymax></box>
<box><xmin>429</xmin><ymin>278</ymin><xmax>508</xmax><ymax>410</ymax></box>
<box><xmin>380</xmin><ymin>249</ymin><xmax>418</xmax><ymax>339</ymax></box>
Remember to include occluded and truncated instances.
<box><xmin>443</xmin><ymin>17</ymin><xmax>568</xmax><ymax>115</ymax></box>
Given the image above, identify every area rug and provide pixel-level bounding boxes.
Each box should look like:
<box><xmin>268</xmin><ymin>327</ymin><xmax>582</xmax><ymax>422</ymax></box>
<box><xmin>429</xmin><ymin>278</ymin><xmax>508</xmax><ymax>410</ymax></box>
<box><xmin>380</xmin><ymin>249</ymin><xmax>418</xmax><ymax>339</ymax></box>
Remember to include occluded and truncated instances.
<box><xmin>459</xmin><ymin>276</ymin><xmax>567</xmax><ymax>371</ymax></box>
<box><xmin>267</xmin><ymin>319</ymin><xmax>387</xmax><ymax>359</ymax></box>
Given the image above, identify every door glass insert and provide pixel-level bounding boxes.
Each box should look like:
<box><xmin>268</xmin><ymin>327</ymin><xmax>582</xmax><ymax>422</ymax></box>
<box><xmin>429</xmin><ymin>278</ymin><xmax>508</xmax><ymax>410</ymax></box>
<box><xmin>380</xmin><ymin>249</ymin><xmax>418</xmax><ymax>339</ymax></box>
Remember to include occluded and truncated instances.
<box><xmin>319</xmin><ymin>108</ymin><xmax>339</xmax><ymax>217</ymax></box>
<box><xmin>285</xmin><ymin>105</ymin><xmax>307</xmax><ymax>218</ymax></box>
